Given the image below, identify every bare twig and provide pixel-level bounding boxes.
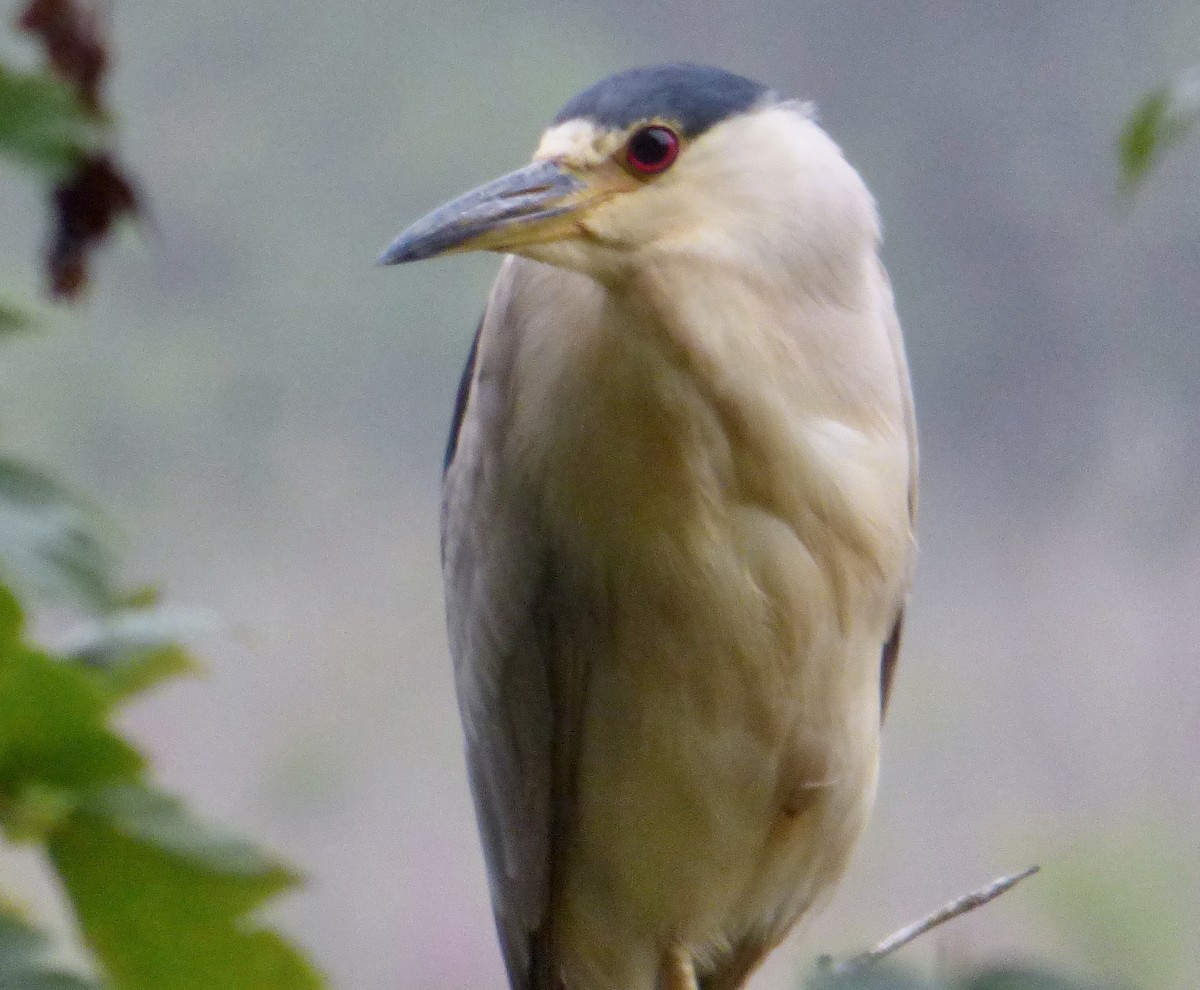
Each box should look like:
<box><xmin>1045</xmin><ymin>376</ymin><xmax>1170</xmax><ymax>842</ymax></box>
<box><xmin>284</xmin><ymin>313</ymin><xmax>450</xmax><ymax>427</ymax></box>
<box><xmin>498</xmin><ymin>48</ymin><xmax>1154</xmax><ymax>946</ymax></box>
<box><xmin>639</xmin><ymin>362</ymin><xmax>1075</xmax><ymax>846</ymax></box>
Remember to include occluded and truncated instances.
<box><xmin>829</xmin><ymin>864</ymin><xmax>1040</xmax><ymax>977</ymax></box>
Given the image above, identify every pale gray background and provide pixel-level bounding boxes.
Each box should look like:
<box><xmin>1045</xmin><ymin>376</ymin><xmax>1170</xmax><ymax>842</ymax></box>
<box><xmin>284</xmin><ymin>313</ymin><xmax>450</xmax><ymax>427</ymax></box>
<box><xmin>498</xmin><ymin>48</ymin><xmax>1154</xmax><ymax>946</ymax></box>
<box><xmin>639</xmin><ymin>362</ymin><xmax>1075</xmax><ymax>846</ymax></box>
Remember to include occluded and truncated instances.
<box><xmin>1</xmin><ymin>2</ymin><xmax>1198</xmax><ymax>988</ymax></box>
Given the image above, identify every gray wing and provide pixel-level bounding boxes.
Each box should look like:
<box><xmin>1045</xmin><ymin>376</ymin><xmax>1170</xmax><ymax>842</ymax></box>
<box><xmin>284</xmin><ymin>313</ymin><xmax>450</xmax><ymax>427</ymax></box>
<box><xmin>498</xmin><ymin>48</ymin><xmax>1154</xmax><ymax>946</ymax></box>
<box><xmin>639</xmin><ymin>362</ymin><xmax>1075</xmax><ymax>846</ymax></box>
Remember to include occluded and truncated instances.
<box><xmin>440</xmin><ymin>266</ymin><xmax>586</xmax><ymax>990</ymax></box>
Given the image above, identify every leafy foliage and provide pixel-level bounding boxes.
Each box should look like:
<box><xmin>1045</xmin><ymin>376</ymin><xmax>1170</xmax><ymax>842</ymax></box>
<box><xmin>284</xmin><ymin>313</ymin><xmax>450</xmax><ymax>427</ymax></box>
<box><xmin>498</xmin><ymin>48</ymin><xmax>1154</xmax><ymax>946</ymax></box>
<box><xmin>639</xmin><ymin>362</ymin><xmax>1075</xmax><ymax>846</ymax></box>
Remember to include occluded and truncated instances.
<box><xmin>0</xmin><ymin>586</ymin><xmax>142</xmax><ymax>814</ymax></box>
<box><xmin>1119</xmin><ymin>64</ymin><xmax>1200</xmax><ymax>192</ymax></box>
<box><xmin>0</xmin><ymin>565</ymin><xmax>326</xmax><ymax>987</ymax></box>
<box><xmin>1</xmin><ymin>9</ymin><xmax>325</xmax><ymax>987</ymax></box>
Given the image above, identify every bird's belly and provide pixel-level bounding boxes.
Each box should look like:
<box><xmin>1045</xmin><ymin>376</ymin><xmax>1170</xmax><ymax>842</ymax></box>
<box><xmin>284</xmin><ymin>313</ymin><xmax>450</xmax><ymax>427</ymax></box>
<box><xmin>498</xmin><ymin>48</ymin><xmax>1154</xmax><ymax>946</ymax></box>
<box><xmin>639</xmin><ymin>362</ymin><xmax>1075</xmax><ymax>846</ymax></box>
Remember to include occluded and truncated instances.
<box><xmin>555</xmin><ymin>504</ymin><xmax>889</xmax><ymax>986</ymax></box>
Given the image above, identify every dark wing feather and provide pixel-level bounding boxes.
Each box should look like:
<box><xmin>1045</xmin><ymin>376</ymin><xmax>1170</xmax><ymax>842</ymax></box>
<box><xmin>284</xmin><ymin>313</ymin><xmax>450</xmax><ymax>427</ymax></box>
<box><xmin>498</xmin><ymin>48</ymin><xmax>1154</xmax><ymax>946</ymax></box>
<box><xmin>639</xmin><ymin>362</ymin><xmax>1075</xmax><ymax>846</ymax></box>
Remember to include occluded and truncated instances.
<box><xmin>880</xmin><ymin>610</ymin><xmax>904</xmax><ymax>716</ymax></box>
<box><xmin>444</xmin><ymin>316</ymin><xmax>481</xmax><ymax>474</ymax></box>
<box><xmin>440</xmin><ymin>264</ymin><xmax>587</xmax><ymax>990</ymax></box>
<box><xmin>879</xmin><ymin>261</ymin><xmax>918</xmax><ymax>720</ymax></box>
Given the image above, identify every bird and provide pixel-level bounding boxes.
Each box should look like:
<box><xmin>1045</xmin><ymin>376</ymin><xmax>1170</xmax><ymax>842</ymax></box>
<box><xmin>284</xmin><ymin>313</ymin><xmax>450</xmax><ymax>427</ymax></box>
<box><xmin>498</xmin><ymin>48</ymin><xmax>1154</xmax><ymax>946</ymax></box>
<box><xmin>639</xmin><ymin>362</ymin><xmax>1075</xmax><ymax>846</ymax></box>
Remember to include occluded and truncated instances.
<box><xmin>380</xmin><ymin>63</ymin><xmax>917</xmax><ymax>990</ymax></box>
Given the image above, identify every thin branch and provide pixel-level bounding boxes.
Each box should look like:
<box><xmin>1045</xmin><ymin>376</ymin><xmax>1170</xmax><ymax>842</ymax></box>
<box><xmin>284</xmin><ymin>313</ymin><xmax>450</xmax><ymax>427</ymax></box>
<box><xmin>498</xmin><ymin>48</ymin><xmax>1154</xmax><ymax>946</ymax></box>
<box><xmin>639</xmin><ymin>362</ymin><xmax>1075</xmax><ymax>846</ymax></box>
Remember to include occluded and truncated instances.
<box><xmin>829</xmin><ymin>864</ymin><xmax>1041</xmax><ymax>976</ymax></box>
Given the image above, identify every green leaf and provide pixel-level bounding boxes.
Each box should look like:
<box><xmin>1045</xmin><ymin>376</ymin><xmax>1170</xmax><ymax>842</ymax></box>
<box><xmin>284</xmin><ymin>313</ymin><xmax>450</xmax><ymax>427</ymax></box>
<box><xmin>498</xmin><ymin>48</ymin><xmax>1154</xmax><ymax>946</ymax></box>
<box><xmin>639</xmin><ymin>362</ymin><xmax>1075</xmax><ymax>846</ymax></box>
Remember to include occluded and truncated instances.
<box><xmin>2</xmin><ymin>780</ymin><xmax>80</xmax><ymax>841</ymax></box>
<box><xmin>0</xmin><ymin>587</ymin><xmax>143</xmax><ymax>830</ymax></box>
<box><xmin>58</xmin><ymin>605</ymin><xmax>216</xmax><ymax>702</ymax></box>
<box><xmin>1119</xmin><ymin>64</ymin><xmax>1200</xmax><ymax>192</ymax></box>
<box><xmin>0</xmin><ymin>910</ymin><xmax>102</xmax><ymax>990</ymax></box>
<box><xmin>79</xmin><ymin>785</ymin><xmax>293</xmax><ymax>882</ymax></box>
<box><xmin>0</xmin><ymin>62</ymin><xmax>101</xmax><ymax>177</ymax></box>
<box><xmin>49</xmin><ymin>784</ymin><xmax>324</xmax><ymax>990</ymax></box>
<box><xmin>0</xmin><ymin>582</ymin><xmax>22</xmax><ymax>640</ymax></box>
<box><xmin>0</xmin><ymin>460</ymin><xmax>122</xmax><ymax>614</ymax></box>
<box><xmin>0</xmin><ymin>298</ymin><xmax>35</xmax><ymax>337</ymax></box>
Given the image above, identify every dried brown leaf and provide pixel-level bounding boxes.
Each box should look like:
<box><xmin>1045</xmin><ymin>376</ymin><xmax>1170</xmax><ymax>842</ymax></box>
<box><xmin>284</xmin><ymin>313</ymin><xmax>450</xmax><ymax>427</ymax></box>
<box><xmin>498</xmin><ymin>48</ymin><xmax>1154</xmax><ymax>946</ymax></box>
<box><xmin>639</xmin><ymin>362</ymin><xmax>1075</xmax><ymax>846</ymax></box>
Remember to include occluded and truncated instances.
<box><xmin>16</xmin><ymin>0</ymin><xmax>109</xmax><ymax>113</ymax></box>
<box><xmin>47</xmin><ymin>153</ymin><xmax>139</xmax><ymax>300</ymax></box>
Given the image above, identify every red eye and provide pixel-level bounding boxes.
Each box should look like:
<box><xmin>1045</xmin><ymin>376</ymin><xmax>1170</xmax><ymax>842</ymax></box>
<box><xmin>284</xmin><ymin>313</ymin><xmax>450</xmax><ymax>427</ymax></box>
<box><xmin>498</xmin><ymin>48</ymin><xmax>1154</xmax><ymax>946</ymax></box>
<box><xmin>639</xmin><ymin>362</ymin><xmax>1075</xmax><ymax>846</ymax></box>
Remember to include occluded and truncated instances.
<box><xmin>625</xmin><ymin>126</ymin><xmax>680</xmax><ymax>174</ymax></box>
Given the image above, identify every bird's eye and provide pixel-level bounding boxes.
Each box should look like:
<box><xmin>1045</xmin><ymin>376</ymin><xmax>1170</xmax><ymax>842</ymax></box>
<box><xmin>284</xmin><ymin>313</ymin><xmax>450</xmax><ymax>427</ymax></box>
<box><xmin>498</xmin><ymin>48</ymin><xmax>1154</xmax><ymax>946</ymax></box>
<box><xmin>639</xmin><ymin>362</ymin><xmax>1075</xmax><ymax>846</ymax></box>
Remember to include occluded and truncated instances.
<box><xmin>624</xmin><ymin>126</ymin><xmax>680</xmax><ymax>175</ymax></box>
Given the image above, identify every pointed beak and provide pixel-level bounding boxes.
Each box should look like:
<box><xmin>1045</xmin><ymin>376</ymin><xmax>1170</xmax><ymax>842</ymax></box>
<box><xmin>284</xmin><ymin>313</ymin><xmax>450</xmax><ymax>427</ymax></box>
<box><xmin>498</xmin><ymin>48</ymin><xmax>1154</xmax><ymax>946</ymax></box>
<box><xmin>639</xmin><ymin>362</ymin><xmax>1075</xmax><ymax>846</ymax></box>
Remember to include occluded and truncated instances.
<box><xmin>378</xmin><ymin>160</ymin><xmax>590</xmax><ymax>265</ymax></box>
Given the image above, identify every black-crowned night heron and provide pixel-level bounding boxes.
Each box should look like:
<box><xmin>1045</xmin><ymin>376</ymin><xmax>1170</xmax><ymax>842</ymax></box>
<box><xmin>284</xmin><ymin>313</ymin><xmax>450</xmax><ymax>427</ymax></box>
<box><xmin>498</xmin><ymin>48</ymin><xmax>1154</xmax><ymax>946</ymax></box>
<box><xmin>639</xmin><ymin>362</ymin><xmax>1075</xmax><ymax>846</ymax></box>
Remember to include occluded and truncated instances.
<box><xmin>381</xmin><ymin>64</ymin><xmax>917</xmax><ymax>990</ymax></box>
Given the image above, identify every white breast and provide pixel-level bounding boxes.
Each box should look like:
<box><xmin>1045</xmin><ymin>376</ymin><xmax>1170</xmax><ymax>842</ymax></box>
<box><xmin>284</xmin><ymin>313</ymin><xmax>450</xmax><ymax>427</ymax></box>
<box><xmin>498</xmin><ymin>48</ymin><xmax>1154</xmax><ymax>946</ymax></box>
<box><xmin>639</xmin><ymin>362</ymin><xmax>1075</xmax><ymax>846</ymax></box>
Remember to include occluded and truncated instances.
<box><xmin>485</xmin><ymin>245</ymin><xmax>913</xmax><ymax>989</ymax></box>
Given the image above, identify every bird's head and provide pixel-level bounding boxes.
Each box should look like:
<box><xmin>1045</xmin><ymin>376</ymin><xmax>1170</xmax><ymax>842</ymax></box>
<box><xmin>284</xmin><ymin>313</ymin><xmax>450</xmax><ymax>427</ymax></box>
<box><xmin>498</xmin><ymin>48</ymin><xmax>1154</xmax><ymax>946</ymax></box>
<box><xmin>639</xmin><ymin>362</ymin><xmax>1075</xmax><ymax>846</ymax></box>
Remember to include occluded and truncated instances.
<box><xmin>380</xmin><ymin>64</ymin><xmax>877</xmax><ymax>285</ymax></box>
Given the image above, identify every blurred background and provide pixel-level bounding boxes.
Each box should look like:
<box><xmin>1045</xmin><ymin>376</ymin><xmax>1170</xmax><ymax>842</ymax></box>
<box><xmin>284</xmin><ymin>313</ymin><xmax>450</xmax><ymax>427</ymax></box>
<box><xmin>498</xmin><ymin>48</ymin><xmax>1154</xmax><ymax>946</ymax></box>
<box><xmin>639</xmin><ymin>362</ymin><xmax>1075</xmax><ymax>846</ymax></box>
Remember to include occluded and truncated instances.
<box><xmin>1</xmin><ymin>1</ymin><xmax>1198</xmax><ymax>988</ymax></box>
